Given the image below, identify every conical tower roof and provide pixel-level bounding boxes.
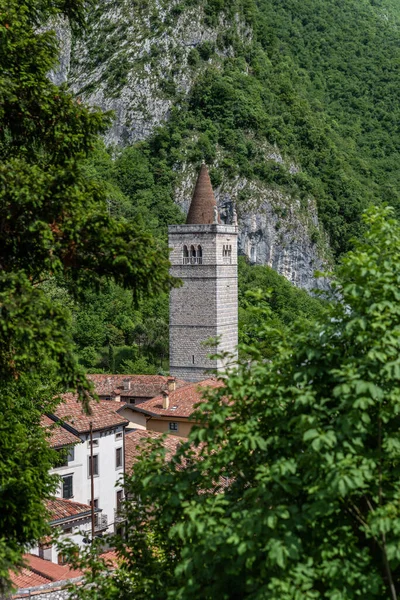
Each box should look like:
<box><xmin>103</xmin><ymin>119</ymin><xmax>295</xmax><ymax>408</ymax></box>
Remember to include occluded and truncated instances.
<box><xmin>186</xmin><ymin>164</ymin><xmax>219</xmax><ymax>224</ymax></box>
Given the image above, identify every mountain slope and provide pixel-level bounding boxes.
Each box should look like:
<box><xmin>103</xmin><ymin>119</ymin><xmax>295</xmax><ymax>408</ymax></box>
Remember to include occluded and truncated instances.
<box><xmin>55</xmin><ymin>0</ymin><xmax>400</xmax><ymax>288</ymax></box>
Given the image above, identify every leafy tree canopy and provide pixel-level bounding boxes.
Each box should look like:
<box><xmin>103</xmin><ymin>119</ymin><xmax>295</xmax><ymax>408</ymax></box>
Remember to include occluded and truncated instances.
<box><xmin>0</xmin><ymin>0</ymin><xmax>173</xmax><ymax>585</ymax></box>
<box><xmin>67</xmin><ymin>206</ymin><xmax>400</xmax><ymax>600</ymax></box>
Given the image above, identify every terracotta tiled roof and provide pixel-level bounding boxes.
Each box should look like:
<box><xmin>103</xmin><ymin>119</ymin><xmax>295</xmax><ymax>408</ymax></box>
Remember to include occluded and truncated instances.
<box><xmin>100</xmin><ymin>550</ymin><xmax>120</xmax><ymax>568</ymax></box>
<box><xmin>41</xmin><ymin>415</ymin><xmax>81</xmax><ymax>448</ymax></box>
<box><xmin>186</xmin><ymin>164</ymin><xmax>220</xmax><ymax>225</ymax></box>
<box><xmin>99</xmin><ymin>400</ymin><xmax>124</xmax><ymax>413</ymax></box>
<box><xmin>128</xmin><ymin>378</ymin><xmax>224</xmax><ymax>419</ymax></box>
<box><xmin>10</xmin><ymin>567</ymin><xmax>51</xmax><ymax>589</ymax></box>
<box><xmin>10</xmin><ymin>555</ymin><xmax>83</xmax><ymax>590</ymax></box>
<box><xmin>25</xmin><ymin>554</ymin><xmax>82</xmax><ymax>581</ymax></box>
<box><xmin>45</xmin><ymin>498</ymin><xmax>94</xmax><ymax>524</ymax></box>
<box><xmin>49</xmin><ymin>394</ymin><xmax>129</xmax><ymax>433</ymax></box>
<box><xmin>125</xmin><ymin>429</ymin><xmax>185</xmax><ymax>472</ymax></box>
<box><xmin>124</xmin><ymin>430</ymin><xmax>229</xmax><ymax>492</ymax></box>
<box><xmin>87</xmin><ymin>374</ymin><xmax>187</xmax><ymax>399</ymax></box>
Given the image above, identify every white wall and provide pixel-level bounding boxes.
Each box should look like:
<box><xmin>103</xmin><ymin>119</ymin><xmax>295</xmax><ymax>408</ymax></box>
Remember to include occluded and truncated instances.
<box><xmin>51</xmin><ymin>424</ymin><xmax>125</xmax><ymax>535</ymax></box>
<box><xmin>31</xmin><ymin>524</ymin><xmax>90</xmax><ymax>564</ymax></box>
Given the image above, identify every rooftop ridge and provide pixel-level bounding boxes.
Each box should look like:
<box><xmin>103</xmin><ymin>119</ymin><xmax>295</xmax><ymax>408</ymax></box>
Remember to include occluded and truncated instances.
<box><xmin>186</xmin><ymin>164</ymin><xmax>220</xmax><ymax>225</ymax></box>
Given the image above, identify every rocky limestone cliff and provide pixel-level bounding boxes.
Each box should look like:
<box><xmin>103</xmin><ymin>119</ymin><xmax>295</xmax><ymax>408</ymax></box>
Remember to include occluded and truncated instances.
<box><xmin>67</xmin><ymin>0</ymin><xmax>247</xmax><ymax>145</ymax></box>
<box><xmin>175</xmin><ymin>161</ymin><xmax>330</xmax><ymax>290</ymax></box>
<box><xmin>52</xmin><ymin>0</ymin><xmax>332</xmax><ymax>291</ymax></box>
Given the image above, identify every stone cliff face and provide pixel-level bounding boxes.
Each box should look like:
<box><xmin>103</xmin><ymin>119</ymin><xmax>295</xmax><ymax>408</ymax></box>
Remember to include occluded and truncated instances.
<box><xmin>68</xmin><ymin>0</ymin><xmax>244</xmax><ymax>146</ymax></box>
<box><xmin>175</xmin><ymin>162</ymin><xmax>330</xmax><ymax>290</ymax></box>
<box><xmin>53</xmin><ymin>0</ymin><xmax>332</xmax><ymax>291</ymax></box>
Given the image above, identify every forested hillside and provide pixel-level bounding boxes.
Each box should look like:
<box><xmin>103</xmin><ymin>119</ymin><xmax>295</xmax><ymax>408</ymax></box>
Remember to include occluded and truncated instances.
<box><xmin>54</xmin><ymin>257</ymin><xmax>322</xmax><ymax>374</ymax></box>
<box><xmin>68</xmin><ymin>0</ymin><xmax>400</xmax><ymax>256</ymax></box>
<box><xmin>4</xmin><ymin>0</ymin><xmax>400</xmax><ymax>591</ymax></box>
<box><xmin>58</xmin><ymin>0</ymin><xmax>400</xmax><ymax>373</ymax></box>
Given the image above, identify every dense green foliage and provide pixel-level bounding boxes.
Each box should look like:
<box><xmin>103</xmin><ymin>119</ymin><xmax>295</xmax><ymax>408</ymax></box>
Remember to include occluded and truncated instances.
<box><xmin>0</xmin><ymin>0</ymin><xmax>173</xmax><ymax>585</ymax></box>
<box><xmin>68</xmin><ymin>248</ymin><xmax>323</xmax><ymax>373</ymax></box>
<box><xmin>64</xmin><ymin>0</ymin><xmax>400</xmax><ymax>373</ymax></box>
<box><xmin>71</xmin><ymin>282</ymin><xmax>169</xmax><ymax>374</ymax></box>
<box><xmin>79</xmin><ymin>0</ymin><xmax>400</xmax><ymax>256</ymax></box>
<box><xmin>238</xmin><ymin>257</ymin><xmax>324</xmax><ymax>357</ymax></box>
<box><xmin>67</xmin><ymin>206</ymin><xmax>400</xmax><ymax>599</ymax></box>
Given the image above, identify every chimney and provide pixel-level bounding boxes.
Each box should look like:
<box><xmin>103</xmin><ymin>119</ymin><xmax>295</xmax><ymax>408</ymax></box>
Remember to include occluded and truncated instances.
<box><xmin>162</xmin><ymin>390</ymin><xmax>169</xmax><ymax>410</ymax></box>
<box><xmin>123</xmin><ymin>379</ymin><xmax>131</xmax><ymax>391</ymax></box>
<box><xmin>167</xmin><ymin>377</ymin><xmax>176</xmax><ymax>393</ymax></box>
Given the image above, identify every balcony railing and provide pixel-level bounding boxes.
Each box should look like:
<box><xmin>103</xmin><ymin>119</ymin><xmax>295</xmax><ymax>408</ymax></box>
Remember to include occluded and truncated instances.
<box><xmin>183</xmin><ymin>257</ymin><xmax>203</xmax><ymax>265</ymax></box>
<box><xmin>94</xmin><ymin>514</ymin><xmax>108</xmax><ymax>532</ymax></box>
<box><xmin>114</xmin><ymin>508</ymin><xmax>125</xmax><ymax>524</ymax></box>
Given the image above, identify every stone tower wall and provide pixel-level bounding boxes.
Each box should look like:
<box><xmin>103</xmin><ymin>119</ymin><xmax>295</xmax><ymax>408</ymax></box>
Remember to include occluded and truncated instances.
<box><xmin>169</xmin><ymin>224</ymin><xmax>238</xmax><ymax>382</ymax></box>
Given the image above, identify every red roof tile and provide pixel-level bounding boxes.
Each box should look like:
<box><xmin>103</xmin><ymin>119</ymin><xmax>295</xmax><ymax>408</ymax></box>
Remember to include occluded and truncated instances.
<box><xmin>41</xmin><ymin>415</ymin><xmax>81</xmax><ymax>448</ymax></box>
<box><xmin>49</xmin><ymin>394</ymin><xmax>129</xmax><ymax>433</ymax></box>
<box><xmin>125</xmin><ymin>429</ymin><xmax>184</xmax><ymax>472</ymax></box>
<box><xmin>25</xmin><ymin>554</ymin><xmax>82</xmax><ymax>581</ymax></box>
<box><xmin>10</xmin><ymin>555</ymin><xmax>83</xmax><ymax>591</ymax></box>
<box><xmin>100</xmin><ymin>550</ymin><xmax>120</xmax><ymax>568</ymax></box>
<box><xmin>87</xmin><ymin>374</ymin><xmax>187</xmax><ymax>399</ymax></box>
<box><xmin>128</xmin><ymin>378</ymin><xmax>224</xmax><ymax>419</ymax></box>
<box><xmin>45</xmin><ymin>498</ymin><xmax>94</xmax><ymax>524</ymax></box>
<box><xmin>124</xmin><ymin>431</ymin><xmax>228</xmax><ymax>491</ymax></box>
<box><xmin>10</xmin><ymin>567</ymin><xmax>51</xmax><ymax>589</ymax></box>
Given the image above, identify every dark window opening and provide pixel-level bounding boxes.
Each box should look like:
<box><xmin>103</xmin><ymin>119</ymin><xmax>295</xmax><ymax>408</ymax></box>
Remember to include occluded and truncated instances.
<box><xmin>192</xmin><ymin>355</ymin><xmax>195</xmax><ymax>364</ymax></box>
<box><xmin>55</xmin><ymin>446</ymin><xmax>74</xmax><ymax>468</ymax></box>
<box><xmin>223</xmin><ymin>244</ymin><xmax>232</xmax><ymax>262</ymax></box>
<box><xmin>88</xmin><ymin>454</ymin><xmax>99</xmax><ymax>477</ymax></box>
<box><xmin>62</xmin><ymin>475</ymin><xmax>73</xmax><ymax>499</ymax></box>
<box><xmin>89</xmin><ymin>498</ymin><xmax>99</xmax><ymax>526</ymax></box>
<box><xmin>184</xmin><ymin>245</ymin><xmax>203</xmax><ymax>265</ymax></box>
<box><xmin>116</xmin><ymin>447</ymin><xmax>123</xmax><ymax>469</ymax></box>
<box><xmin>38</xmin><ymin>543</ymin><xmax>52</xmax><ymax>561</ymax></box>
<box><xmin>169</xmin><ymin>422</ymin><xmax>179</xmax><ymax>431</ymax></box>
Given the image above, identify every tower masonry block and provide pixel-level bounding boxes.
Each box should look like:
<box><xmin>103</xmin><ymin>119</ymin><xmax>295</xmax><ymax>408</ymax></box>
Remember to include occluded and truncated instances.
<box><xmin>169</xmin><ymin>223</ymin><xmax>238</xmax><ymax>382</ymax></box>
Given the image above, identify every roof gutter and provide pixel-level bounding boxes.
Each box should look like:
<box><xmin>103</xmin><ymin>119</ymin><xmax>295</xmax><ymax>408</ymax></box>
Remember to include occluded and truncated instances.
<box><xmin>124</xmin><ymin>405</ymin><xmax>188</xmax><ymax>419</ymax></box>
<box><xmin>49</xmin><ymin>508</ymin><xmax>101</xmax><ymax>527</ymax></box>
<box><xmin>46</xmin><ymin>414</ymin><xmax>129</xmax><ymax>435</ymax></box>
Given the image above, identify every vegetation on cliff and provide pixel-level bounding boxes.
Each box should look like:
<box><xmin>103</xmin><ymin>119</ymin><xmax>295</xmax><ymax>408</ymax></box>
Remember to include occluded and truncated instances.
<box><xmin>71</xmin><ymin>0</ymin><xmax>400</xmax><ymax>257</ymax></box>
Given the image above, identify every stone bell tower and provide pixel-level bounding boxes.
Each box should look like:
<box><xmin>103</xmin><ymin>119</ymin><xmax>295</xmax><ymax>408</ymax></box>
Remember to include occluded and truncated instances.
<box><xmin>168</xmin><ymin>165</ymin><xmax>238</xmax><ymax>382</ymax></box>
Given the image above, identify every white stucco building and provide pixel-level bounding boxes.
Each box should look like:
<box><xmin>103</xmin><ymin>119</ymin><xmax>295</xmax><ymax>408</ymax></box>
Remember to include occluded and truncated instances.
<box><xmin>34</xmin><ymin>400</ymin><xmax>128</xmax><ymax>564</ymax></box>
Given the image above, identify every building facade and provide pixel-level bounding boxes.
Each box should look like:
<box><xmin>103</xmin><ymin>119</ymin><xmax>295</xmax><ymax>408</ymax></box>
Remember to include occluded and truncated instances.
<box><xmin>33</xmin><ymin>399</ymin><xmax>128</xmax><ymax>565</ymax></box>
<box><xmin>48</xmin><ymin>395</ymin><xmax>127</xmax><ymax>538</ymax></box>
<box><xmin>169</xmin><ymin>165</ymin><xmax>238</xmax><ymax>382</ymax></box>
<box><xmin>121</xmin><ymin>378</ymin><xmax>224</xmax><ymax>438</ymax></box>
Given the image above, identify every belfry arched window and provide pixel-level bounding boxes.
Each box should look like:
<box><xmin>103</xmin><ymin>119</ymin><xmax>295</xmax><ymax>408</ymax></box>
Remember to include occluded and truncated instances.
<box><xmin>183</xmin><ymin>244</ymin><xmax>202</xmax><ymax>265</ymax></box>
<box><xmin>222</xmin><ymin>244</ymin><xmax>232</xmax><ymax>263</ymax></box>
